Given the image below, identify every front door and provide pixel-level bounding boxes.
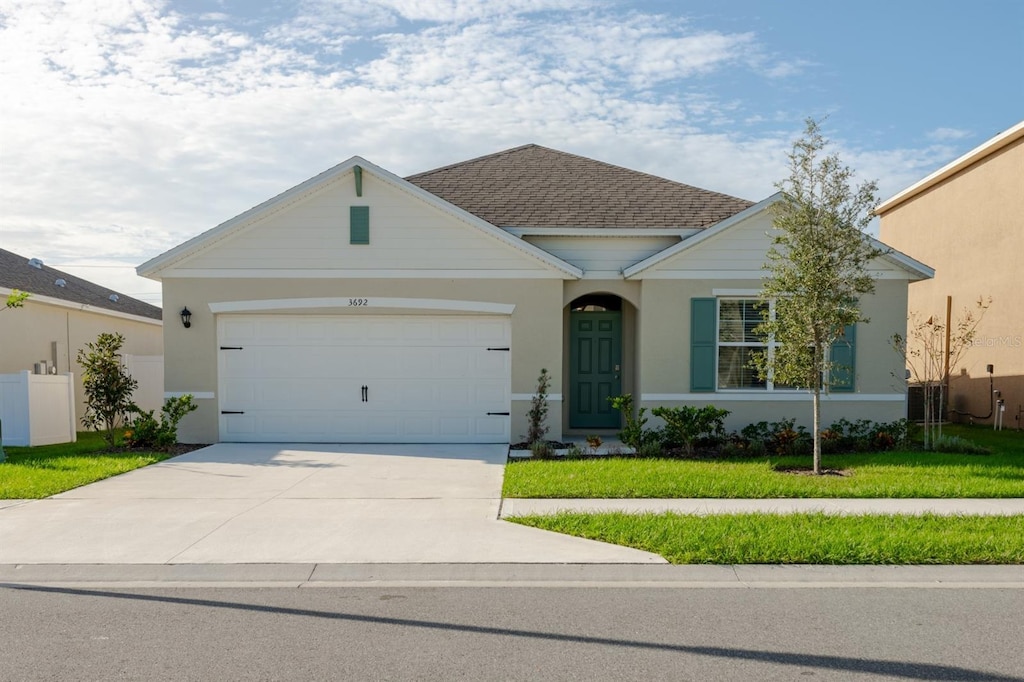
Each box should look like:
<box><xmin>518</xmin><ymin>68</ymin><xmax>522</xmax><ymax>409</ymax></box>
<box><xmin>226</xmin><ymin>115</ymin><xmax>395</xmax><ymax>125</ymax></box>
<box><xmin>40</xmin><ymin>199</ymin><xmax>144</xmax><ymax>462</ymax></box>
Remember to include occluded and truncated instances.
<box><xmin>569</xmin><ymin>311</ymin><xmax>622</xmax><ymax>428</ymax></box>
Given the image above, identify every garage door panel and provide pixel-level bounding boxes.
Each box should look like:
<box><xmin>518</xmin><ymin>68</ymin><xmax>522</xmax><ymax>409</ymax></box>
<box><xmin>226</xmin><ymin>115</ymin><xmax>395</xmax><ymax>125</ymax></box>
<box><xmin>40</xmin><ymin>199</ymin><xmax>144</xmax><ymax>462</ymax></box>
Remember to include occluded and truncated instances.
<box><xmin>218</xmin><ymin>314</ymin><xmax>511</xmax><ymax>443</ymax></box>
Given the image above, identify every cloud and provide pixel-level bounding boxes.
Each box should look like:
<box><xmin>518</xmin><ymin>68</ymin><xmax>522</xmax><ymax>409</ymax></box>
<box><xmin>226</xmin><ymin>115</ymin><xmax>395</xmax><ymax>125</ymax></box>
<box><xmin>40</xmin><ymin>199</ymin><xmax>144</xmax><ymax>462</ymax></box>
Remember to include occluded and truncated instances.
<box><xmin>926</xmin><ymin>126</ymin><xmax>972</xmax><ymax>141</ymax></box>
<box><xmin>0</xmin><ymin>0</ymin><xmax>955</xmax><ymax>305</ymax></box>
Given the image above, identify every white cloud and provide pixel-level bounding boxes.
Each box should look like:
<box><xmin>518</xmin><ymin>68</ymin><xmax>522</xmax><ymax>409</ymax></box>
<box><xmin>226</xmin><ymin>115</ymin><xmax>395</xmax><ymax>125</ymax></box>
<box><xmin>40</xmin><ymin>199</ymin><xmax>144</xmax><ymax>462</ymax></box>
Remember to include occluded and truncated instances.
<box><xmin>926</xmin><ymin>126</ymin><xmax>972</xmax><ymax>141</ymax></box>
<box><xmin>0</xmin><ymin>0</ymin><xmax>958</xmax><ymax>306</ymax></box>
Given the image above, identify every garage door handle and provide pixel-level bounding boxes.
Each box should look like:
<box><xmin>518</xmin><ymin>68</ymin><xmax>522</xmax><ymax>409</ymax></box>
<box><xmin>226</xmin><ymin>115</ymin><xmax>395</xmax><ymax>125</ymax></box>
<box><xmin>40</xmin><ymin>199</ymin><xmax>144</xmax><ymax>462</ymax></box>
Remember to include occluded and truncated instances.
<box><xmin>487</xmin><ymin>347</ymin><xmax>510</xmax><ymax>351</ymax></box>
<box><xmin>361</xmin><ymin>385</ymin><xmax>368</xmax><ymax>402</ymax></box>
<box><xmin>487</xmin><ymin>412</ymin><xmax>510</xmax><ymax>416</ymax></box>
<box><xmin>221</xmin><ymin>410</ymin><xmax>245</xmax><ymax>414</ymax></box>
<box><xmin>220</xmin><ymin>346</ymin><xmax>244</xmax><ymax>350</ymax></box>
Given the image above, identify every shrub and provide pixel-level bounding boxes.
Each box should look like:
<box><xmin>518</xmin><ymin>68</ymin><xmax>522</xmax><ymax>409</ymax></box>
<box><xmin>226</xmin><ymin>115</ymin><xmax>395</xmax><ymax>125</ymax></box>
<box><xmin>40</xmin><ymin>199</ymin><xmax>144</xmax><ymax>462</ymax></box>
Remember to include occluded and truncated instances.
<box><xmin>77</xmin><ymin>333</ymin><xmax>139</xmax><ymax>449</ymax></box>
<box><xmin>609</xmin><ymin>394</ymin><xmax>652</xmax><ymax>452</ymax></box>
<box><xmin>651</xmin><ymin>405</ymin><xmax>730</xmax><ymax>456</ymax></box>
<box><xmin>125</xmin><ymin>395</ymin><xmax>198</xmax><ymax>449</ymax></box>
<box><xmin>526</xmin><ymin>368</ymin><xmax>551</xmax><ymax>446</ymax></box>
<box><xmin>530</xmin><ymin>440</ymin><xmax>555</xmax><ymax>459</ymax></box>
<box><xmin>929</xmin><ymin>434</ymin><xmax>990</xmax><ymax>455</ymax></box>
<box><xmin>564</xmin><ymin>443</ymin><xmax>584</xmax><ymax>459</ymax></box>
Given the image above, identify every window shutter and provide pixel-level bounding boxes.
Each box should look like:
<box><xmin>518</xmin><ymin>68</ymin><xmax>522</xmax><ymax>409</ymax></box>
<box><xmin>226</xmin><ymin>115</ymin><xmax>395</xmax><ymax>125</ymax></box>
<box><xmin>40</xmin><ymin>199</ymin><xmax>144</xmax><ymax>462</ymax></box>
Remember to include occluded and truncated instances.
<box><xmin>691</xmin><ymin>298</ymin><xmax>716</xmax><ymax>392</ymax></box>
<box><xmin>829</xmin><ymin>324</ymin><xmax>856</xmax><ymax>392</ymax></box>
<box><xmin>350</xmin><ymin>206</ymin><xmax>370</xmax><ymax>244</ymax></box>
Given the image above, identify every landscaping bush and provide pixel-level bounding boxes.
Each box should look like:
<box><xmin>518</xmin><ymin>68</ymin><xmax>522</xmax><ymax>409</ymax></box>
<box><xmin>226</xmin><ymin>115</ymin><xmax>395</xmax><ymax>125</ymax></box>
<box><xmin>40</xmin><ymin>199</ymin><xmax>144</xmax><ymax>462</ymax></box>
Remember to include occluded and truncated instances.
<box><xmin>77</xmin><ymin>332</ymin><xmax>139</xmax><ymax>448</ymax></box>
<box><xmin>526</xmin><ymin>368</ymin><xmax>551</xmax><ymax>446</ymax></box>
<box><xmin>125</xmin><ymin>395</ymin><xmax>198</xmax><ymax>450</ymax></box>
<box><xmin>929</xmin><ymin>434</ymin><xmax>990</xmax><ymax>455</ymax></box>
<box><xmin>651</xmin><ymin>405</ymin><xmax>730</xmax><ymax>456</ymax></box>
<box><xmin>609</xmin><ymin>394</ymin><xmax>660</xmax><ymax>452</ymax></box>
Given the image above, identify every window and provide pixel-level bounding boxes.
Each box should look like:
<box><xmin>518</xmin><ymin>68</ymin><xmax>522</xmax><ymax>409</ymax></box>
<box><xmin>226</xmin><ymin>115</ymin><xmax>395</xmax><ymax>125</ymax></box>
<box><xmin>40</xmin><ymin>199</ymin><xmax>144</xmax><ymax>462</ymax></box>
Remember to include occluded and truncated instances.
<box><xmin>350</xmin><ymin>206</ymin><xmax>370</xmax><ymax>244</ymax></box>
<box><xmin>717</xmin><ymin>299</ymin><xmax>769</xmax><ymax>390</ymax></box>
<box><xmin>690</xmin><ymin>297</ymin><xmax>855</xmax><ymax>393</ymax></box>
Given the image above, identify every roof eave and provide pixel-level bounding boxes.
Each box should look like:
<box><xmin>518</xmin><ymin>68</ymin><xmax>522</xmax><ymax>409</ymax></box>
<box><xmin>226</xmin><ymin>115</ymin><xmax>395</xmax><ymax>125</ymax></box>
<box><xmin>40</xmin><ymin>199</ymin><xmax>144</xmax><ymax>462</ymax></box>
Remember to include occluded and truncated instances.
<box><xmin>877</xmin><ymin>120</ymin><xmax>1024</xmax><ymax>215</ymax></box>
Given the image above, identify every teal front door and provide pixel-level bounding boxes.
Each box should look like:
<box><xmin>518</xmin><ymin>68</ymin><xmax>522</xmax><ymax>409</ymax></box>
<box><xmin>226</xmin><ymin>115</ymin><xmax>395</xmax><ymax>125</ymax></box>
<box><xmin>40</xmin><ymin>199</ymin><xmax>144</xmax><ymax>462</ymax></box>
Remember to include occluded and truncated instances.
<box><xmin>569</xmin><ymin>312</ymin><xmax>622</xmax><ymax>429</ymax></box>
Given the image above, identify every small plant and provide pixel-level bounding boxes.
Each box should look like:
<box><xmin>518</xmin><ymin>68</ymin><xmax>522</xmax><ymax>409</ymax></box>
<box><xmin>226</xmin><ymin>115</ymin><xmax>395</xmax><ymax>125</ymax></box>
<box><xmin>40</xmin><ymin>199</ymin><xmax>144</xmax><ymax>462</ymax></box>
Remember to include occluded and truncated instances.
<box><xmin>526</xmin><ymin>368</ymin><xmax>551</xmax><ymax>446</ymax></box>
<box><xmin>637</xmin><ymin>440</ymin><xmax>663</xmax><ymax>458</ymax></box>
<box><xmin>585</xmin><ymin>435</ymin><xmax>603</xmax><ymax>451</ymax></box>
<box><xmin>651</xmin><ymin>405</ymin><xmax>731</xmax><ymax>456</ymax></box>
<box><xmin>125</xmin><ymin>395</ymin><xmax>198</xmax><ymax>449</ymax></box>
<box><xmin>564</xmin><ymin>443</ymin><xmax>584</xmax><ymax>459</ymax></box>
<box><xmin>609</xmin><ymin>394</ymin><xmax>656</xmax><ymax>452</ymax></box>
<box><xmin>929</xmin><ymin>434</ymin><xmax>990</xmax><ymax>455</ymax></box>
<box><xmin>530</xmin><ymin>439</ymin><xmax>555</xmax><ymax>459</ymax></box>
<box><xmin>77</xmin><ymin>332</ymin><xmax>139</xmax><ymax>449</ymax></box>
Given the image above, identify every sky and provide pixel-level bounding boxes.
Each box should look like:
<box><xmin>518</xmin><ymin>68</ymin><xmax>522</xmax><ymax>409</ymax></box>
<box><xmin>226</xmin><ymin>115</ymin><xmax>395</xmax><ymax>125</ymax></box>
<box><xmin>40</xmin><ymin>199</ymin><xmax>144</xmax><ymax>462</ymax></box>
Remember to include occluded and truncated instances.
<box><xmin>1</xmin><ymin>0</ymin><xmax>1021</xmax><ymax>308</ymax></box>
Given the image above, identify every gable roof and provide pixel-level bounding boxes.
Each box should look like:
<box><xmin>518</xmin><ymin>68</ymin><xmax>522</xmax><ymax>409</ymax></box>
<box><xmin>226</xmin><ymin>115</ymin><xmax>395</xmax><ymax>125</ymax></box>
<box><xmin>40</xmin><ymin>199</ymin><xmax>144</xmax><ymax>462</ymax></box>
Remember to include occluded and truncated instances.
<box><xmin>877</xmin><ymin>119</ymin><xmax>1024</xmax><ymax>215</ymax></box>
<box><xmin>0</xmin><ymin>248</ymin><xmax>162</xmax><ymax>320</ymax></box>
<box><xmin>623</xmin><ymin>194</ymin><xmax>934</xmax><ymax>281</ymax></box>
<box><xmin>137</xmin><ymin>157</ymin><xmax>583</xmax><ymax>280</ymax></box>
<box><xmin>405</xmin><ymin>144</ymin><xmax>754</xmax><ymax>229</ymax></box>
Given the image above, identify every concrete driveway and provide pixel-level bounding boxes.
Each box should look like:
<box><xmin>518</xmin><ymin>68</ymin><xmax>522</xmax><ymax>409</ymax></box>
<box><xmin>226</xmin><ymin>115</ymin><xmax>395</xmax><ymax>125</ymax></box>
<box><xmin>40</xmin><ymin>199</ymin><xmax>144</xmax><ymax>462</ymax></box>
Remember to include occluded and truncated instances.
<box><xmin>0</xmin><ymin>444</ymin><xmax>663</xmax><ymax>564</ymax></box>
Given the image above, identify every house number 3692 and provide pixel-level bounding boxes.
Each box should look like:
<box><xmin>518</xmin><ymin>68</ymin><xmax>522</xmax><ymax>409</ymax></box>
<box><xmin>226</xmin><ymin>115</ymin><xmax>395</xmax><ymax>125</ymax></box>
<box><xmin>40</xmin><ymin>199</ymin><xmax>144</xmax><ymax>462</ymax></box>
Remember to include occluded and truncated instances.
<box><xmin>348</xmin><ymin>298</ymin><xmax>369</xmax><ymax>307</ymax></box>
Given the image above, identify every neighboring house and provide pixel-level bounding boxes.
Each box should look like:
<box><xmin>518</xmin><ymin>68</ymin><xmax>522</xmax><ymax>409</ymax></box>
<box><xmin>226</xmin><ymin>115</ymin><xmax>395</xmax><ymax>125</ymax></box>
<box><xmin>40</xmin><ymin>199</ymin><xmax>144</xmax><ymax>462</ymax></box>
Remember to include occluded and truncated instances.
<box><xmin>0</xmin><ymin>248</ymin><xmax>164</xmax><ymax>427</ymax></box>
<box><xmin>138</xmin><ymin>145</ymin><xmax>931</xmax><ymax>444</ymax></box>
<box><xmin>879</xmin><ymin>120</ymin><xmax>1024</xmax><ymax>426</ymax></box>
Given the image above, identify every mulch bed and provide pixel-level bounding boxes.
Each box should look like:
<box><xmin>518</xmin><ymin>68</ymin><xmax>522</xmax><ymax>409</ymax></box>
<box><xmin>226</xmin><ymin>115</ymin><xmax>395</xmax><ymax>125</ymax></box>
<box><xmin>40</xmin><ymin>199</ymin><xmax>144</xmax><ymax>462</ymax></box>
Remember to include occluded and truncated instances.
<box><xmin>773</xmin><ymin>466</ymin><xmax>852</xmax><ymax>477</ymax></box>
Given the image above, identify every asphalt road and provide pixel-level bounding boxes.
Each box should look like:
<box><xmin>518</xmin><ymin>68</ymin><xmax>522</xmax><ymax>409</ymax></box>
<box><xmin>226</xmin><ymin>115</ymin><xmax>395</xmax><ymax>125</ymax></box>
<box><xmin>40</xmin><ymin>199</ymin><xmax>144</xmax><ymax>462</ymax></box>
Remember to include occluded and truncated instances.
<box><xmin>2</xmin><ymin>583</ymin><xmax>1023</xmax><ymax>681</ymax></box>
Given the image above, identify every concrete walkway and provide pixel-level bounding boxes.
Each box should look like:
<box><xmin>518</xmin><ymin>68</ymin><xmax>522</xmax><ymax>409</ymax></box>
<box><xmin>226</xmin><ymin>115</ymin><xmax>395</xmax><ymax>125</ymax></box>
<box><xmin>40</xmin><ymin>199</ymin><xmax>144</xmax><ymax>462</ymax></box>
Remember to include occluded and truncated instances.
<box><xmin>500</xmin><ymin>498</ymin><xmax>1024</xmax><ymax>517</ymax></box>
<box><xmin>0</xmin><ymin>444</ymin><xmax>663</xmax><ymax>565</ymax></box>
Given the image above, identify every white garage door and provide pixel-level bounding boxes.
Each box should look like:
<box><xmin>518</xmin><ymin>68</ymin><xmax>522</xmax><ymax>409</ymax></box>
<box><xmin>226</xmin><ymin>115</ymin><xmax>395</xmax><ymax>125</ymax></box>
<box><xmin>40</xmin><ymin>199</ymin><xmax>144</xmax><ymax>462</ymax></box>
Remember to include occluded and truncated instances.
<box><xmin>218</xmin><ymin>315</ymin><xmax>511</xmax><ymax>443</ymax></box>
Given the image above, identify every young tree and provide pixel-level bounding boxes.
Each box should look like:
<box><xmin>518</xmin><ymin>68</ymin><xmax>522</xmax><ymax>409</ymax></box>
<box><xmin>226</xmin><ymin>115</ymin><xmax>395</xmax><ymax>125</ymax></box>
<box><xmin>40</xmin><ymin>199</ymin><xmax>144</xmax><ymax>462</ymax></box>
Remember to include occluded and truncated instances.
<box><xmin>0</xmin><ymin>290</ymin><xmax>29</xmax><ymax>461</ymax></box>
<box><xmin>3</xmin><ymin>289</ymin><xmax>29</xmax><ymax>311</ymax></box>
<box><xmin>754</xmin><ymin>119</ymin><xmax>884</xmax><ymax>474</ymax></box>
<box><xmin>893</xmin><ymin>298</ymin><xmax>989</xmax><ymax>449</ymax></box>
<box><xmin>77</xmin><ymin>332</ymin><xmax>139</xmax><ymax>449</ymax></box>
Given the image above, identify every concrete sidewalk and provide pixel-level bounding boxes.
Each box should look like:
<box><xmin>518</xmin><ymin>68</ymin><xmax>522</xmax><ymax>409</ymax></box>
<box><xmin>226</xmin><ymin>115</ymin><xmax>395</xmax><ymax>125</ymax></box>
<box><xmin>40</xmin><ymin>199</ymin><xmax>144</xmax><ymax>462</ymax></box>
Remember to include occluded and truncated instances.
<box><xmin>1</xmin><ymin>563</ymin><xmax>1022</xmax><ymax>588</ymax></box>
<box><xmin>500</xmin><ymin>498</ymin><xmax>1024</xmax><ymax>517</ymax></box>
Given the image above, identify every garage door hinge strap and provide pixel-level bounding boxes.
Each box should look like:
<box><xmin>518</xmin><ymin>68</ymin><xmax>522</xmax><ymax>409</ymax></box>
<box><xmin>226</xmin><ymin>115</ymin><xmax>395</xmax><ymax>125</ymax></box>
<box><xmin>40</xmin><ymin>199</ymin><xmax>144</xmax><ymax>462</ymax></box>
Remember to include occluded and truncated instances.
<box><xmin>220</xmin><ymin>346</ymin><xmax>244</xmax><ymax>350</ymax></box>
<box><xmin>486</xmin><ymin>347</ymin><xmax>510</xmax><ymax>351</ymax></box>
<box><xmin>221</xmin><ymin>410</ymin><xmax>245</xmax><ymax>414</ymax></box>
<box><xmin>487</xmin><ymin>412</ymin><xmax>510</xmax><ymax>416</ymax></box>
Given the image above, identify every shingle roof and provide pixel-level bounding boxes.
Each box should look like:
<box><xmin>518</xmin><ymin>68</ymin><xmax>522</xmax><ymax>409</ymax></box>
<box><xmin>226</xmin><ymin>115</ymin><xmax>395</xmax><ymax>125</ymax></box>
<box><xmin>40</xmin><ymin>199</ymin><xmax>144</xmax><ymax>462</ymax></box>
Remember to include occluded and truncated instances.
<box><xmin>0</xmin><ymin>248</ymin><xmax>162</xmax><ymax>321</ymax></box>
<box><xmin>405</xmin><ymin>144</ymin><xmax>754</xmax><ymax>229</ymax></box>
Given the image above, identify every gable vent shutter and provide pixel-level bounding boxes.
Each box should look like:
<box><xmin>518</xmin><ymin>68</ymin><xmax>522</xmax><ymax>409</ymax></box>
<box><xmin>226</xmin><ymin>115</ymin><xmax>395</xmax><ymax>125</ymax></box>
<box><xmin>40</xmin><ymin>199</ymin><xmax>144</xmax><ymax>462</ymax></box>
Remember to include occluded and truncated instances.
<box><xmin>350</xmin><ymin>206</ymin><xmax>370</xmax><ymax>245</ymax></box>
<box><xmin>690</xmin><ymin>298</ymin><xmax>716</xmax><ymax>392</ymax></box>
<box><xmin>829</xmin><ymin>324</ymin><xmax>856</xmax><ymax>392</ymax></box>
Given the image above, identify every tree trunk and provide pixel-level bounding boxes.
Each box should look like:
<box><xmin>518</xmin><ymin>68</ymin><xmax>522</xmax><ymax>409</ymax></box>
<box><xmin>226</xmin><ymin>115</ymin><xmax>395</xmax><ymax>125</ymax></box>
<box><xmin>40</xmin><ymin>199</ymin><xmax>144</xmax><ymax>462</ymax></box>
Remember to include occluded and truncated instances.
<box><xmin>812</xmin><ymin>387</ymin><xmax>821</xmax><ymax>475</ymax></box>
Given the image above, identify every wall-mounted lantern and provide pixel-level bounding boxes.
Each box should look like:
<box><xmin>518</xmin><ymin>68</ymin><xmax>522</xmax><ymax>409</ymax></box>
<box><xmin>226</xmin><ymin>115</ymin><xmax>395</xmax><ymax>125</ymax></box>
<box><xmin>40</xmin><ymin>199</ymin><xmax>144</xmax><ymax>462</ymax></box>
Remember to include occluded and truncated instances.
<box><xmin>180</xmin><ymin>307</ymin><xmax>192</xmax><ymax>329</ymax></box>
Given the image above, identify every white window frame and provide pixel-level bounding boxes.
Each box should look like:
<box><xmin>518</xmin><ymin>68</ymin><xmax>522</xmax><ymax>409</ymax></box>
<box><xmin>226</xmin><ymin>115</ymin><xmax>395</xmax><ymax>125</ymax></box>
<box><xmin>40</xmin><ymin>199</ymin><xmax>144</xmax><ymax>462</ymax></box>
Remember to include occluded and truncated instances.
<box><xmin>716</xmin><ymin>297</ymin><xmax>788</xmax><ymax>392</ymax></box>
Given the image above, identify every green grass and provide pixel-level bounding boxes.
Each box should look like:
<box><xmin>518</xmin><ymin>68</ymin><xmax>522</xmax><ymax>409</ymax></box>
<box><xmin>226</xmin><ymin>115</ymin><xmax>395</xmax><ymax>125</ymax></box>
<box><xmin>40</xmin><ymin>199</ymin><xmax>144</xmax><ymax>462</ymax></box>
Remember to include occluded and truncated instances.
<box><xmin>503</xmin><ymin>425</ymin><xmax>1024</xmax><ymax>499</ymax></box>
<box><xmin>0</xmin><ymin>431</ymin><xmax>171</xmax><ymax>499</ymax></box>
<box><xmin>510</xmin><ymin>512</ymin><xmax>1024</xmax><ymax>564</ymax></box>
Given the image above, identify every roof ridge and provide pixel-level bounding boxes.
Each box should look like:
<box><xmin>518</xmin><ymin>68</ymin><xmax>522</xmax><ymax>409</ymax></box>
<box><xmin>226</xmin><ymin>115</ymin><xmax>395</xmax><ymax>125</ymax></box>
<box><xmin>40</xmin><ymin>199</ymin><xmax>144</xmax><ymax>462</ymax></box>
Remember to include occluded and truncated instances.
<box><xmin>404</xmin><ymin>143</ymin><xmax>541</xmax><ymax>179</ymax></box>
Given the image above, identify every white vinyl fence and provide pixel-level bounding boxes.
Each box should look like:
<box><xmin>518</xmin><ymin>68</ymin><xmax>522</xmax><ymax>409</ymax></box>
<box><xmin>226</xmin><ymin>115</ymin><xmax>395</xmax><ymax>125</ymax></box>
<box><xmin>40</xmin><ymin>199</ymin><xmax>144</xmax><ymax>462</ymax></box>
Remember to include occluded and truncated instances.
<box><xmin>0</xmin><ymin>371</ymin><xmax>77</xmax><ymax>447</ymax></box>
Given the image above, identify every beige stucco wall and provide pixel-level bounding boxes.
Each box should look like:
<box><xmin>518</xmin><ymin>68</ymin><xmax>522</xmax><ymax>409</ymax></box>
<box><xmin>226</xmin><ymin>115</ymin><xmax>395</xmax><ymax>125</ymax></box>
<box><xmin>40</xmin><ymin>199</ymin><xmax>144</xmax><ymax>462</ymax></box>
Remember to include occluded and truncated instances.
<box><xmin>0</xmin><ymin>299</ymin><xmax>163</xmax><ymax>429</ymax></box>
<box><xmin>162</xmin><ymin>277</ymin><xmax>564</xmax><ymax>443</ymax></box>
<box><xmin>637</xmin><ymin>278</ymin><xmax>909</xmax><ymax>432</ymax></box>
<box><xmin>880</xmin><ymin>135</ymin><xmax>1023</xmax><ymax>423</ymax></box>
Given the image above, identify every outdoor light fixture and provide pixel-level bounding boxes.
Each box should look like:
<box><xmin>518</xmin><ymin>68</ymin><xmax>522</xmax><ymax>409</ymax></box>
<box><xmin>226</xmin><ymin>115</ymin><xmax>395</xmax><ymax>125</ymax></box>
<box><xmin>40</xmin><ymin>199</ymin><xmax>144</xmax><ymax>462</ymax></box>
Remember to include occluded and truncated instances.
<box><xmin>180</xmin><ymin>307</ymin><xmax>192</xmax><ymax>329</ymax></box>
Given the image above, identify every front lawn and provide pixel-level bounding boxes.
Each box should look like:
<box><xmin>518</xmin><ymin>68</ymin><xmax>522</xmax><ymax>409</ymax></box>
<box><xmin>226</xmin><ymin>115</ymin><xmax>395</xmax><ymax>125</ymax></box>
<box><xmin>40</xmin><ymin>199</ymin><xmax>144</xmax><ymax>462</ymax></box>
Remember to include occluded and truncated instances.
<box><xmin>0</xmin><ymin>431</ymin><xmax>171</xmax><ymax>499</ymax></box>
<box><xmin>503</xmin><ymin>425</ymin><xmax>1024</xmax><ymax>499</ymax></box>
<box><xmin>510</xmin><ymin>512</ymin><xmax>1024</xmax><ymax>564</ymax></box>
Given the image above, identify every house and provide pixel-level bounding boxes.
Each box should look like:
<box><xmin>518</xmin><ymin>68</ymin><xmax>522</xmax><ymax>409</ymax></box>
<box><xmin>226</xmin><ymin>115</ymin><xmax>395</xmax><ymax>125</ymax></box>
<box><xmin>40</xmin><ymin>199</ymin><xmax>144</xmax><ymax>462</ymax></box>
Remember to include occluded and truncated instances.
<box><xmin>0</xmin><ymin>248</ymin><xmax>164</xmax><ymax>432</ymax></box>
<box><xmin>879</xmin><ymin>120</ymin><xmax>1024</xmax><ymax>426</ymax></box>
<box><xmin>138</xmin><ymin>145</ymin><xmax>931</xmax><ymax>445</ymax></box>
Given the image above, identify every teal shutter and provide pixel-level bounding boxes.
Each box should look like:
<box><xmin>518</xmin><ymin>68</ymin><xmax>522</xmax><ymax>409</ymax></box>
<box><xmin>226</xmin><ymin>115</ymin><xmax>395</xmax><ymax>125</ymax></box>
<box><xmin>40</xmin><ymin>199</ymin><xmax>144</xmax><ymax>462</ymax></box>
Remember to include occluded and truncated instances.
<box><xmin>350</xmin><ymin>206</ymin><xmax>369</xmax><ymax>244</ymax></box>
<box><xmin>691</xmin><ymin>298</ymin><xmax>716</xmax><ymax>392</ymax></box>
<box><xmin>829</xmin><ymin>324</ymin><xmax>856</xmax><ymax>392</ymax></box>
